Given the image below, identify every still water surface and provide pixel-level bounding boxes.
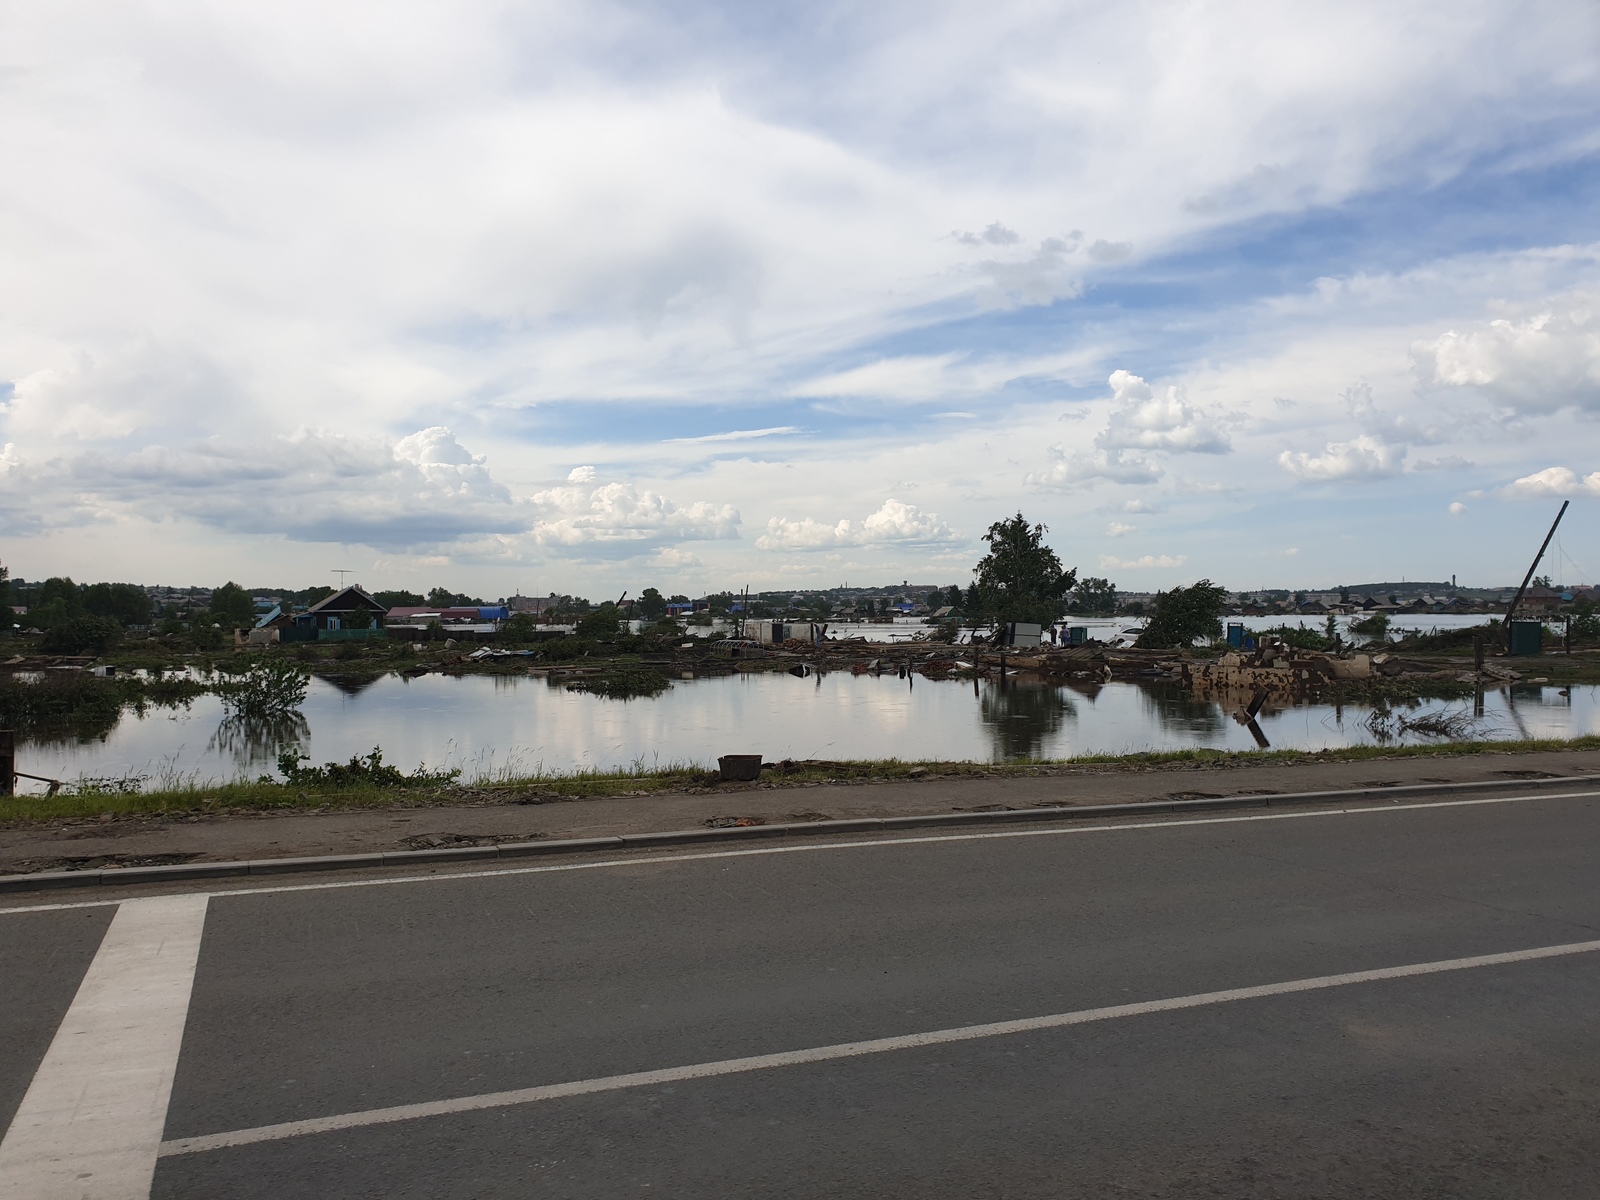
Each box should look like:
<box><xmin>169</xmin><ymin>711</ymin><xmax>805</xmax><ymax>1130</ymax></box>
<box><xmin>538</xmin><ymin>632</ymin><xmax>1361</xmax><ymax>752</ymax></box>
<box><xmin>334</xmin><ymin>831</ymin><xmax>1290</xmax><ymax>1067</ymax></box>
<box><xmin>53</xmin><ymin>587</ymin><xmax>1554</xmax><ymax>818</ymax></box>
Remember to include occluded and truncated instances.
<box><xmin>15</xmin><ymin>667</ymin><xmax>1598</xmax><ymax>791</ymax></box>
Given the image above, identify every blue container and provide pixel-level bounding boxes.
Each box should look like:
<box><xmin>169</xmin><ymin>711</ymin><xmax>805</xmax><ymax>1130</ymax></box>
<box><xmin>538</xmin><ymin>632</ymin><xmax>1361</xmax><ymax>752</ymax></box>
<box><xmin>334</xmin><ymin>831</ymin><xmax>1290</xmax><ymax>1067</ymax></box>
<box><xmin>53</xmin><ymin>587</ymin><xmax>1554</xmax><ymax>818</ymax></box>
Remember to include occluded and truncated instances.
<box><xmin>1068</xmin><ymin>626</ymin><xmax>1089</xmax><ymax>645</ymax></box>
<box><xmin>1227</xmin><ymin>622</ymin><xmax>1246</xmax><ymax>648</ymax></box>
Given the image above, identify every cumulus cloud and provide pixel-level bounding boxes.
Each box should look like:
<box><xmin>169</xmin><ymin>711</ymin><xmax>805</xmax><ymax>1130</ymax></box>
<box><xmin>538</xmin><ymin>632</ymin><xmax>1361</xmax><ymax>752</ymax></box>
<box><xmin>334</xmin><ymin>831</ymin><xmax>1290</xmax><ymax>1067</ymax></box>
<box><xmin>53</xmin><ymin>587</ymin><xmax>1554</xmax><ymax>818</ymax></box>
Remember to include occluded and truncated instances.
<box><xmin>1031</xmin><ymin>370</ymin><xmax>1229</xmax><ymax>489</ymax></box>
<box><xmin>1030</xmin><ymin>446</ymin><xmax>1162</xmax><ymax>488</ymax></box>
<box><xmin>1503</xmin><ymin>466</ymin><xmax>1600</xmax><ymax>497</ymax></box>
<box><xmin>526</xmin><ymin>481</ymin><xmax>740</xmax><ymax>548</ymax></box>
<box><xmin>1099</xmin><ymin>554</ymin><xmax>1187</xmax><ymax>569</ymax></box>
<box><xmin>566</xmin><ymin>465</ymin><xmax>598</xmax><ymax>483</ymax></box>
<box><xmin>1449</xmin><ymin>501</ymin><xmax>1467</xmax><ymax>513</ymax></box>
<box><xmin>1099</xmin><ymin>371</ymin><xmax>1231</xmax><ymax>454</ymax></box>
<box><xmin>756</xmin><ymin>499</ymin><xmax>957</xmax><ymax>550</ymax></box>
<box><xmin>1278</xmin><ymin>435</ymin><xmax>1405</xmax><ymax>481</ymax></box>
<box><xmin>0</xmin><ymin>427</ymin><xmax>737</xmax><ymax>557</ymax></box>
<box><xmin>1415</xmin><ymin>299</ymin><xmax>1600</xmax><ymax>411</ymax></box>
<box><xmin>1105</xmin><ymin>522</ymin><xmax>1135</xmax><ymax>537</ymax></box>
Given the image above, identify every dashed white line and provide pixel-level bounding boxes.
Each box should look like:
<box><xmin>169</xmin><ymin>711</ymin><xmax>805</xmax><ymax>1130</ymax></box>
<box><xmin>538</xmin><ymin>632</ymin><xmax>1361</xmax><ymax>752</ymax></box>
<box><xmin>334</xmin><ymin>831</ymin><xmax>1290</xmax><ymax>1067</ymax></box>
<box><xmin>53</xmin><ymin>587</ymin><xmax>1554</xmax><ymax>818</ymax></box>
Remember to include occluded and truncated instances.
<box><xmin>0</xmin><ymin>895</ymin><xmax>209</xmax><ymax>1199</ymax></box>
<box><xmin>158</xmin><ymin>934</ymin><xmax>1600</xmax><ymax>1157</ymax></box>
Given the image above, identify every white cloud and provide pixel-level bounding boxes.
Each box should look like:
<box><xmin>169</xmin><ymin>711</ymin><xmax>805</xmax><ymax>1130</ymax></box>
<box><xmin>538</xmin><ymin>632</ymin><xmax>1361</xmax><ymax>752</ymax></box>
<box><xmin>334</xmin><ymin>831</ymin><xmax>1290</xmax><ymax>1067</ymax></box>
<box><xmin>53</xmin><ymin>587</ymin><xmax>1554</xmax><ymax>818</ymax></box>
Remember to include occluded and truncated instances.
<box><xmin>756</xmin><ymin>499</ymin><xmax>956</xmax><ymax>550</ymax></box>
<box><xmin>1416</xmin><ymin>298</ymin><xmax>1600</xmax><ymax>411</ymax></box>
<box><xmin>1099</xmin><ymin>371</ymin><xmax>1231</xmax><ymax>454</ymax></box>
<box><xmin>1449</xmin><ymin>501</ymin><xmax>1467</xmax><ymax>513</ymax></box>
<box><xmin>0</xmin><ymin>426</ymin><xmax>738</xmax><ymax>558</ymax></box>
<box><xmin>526</xmin><ymin>482</ymin><xmax>740</xmax><ymax>549</ymax></box>
<box><xmin>1278</xmin><ymin>435</ymin><xmax>1405</xmax><ymax>481</ymax></box>
<box><xmin>952</xmin><ymin>222</ymin><xmax>1022</xmax><ymax>246</ymax></box>
<box><xmin>971</xmin><ymin>237</ymin><xmax>1083</xmax><ymax>309</ymax></box>
<box><xmin>566</xmin><ymin>465</ymin><xmax>598</xmax><ymax>483</ymax></box>
<box><xmin>666</xmin><ymin>426</ymin><xmax>800</xmax><ymax>444</ymax></box>
<box><xmin>1030</xmin><ymin>446</ymin><xmax>1162</xmax><ymax>488</ymax></box>
<box><xmin>1099</xmin><ymin>554</ymin><xmax>1187</xmax><ymax>570</ymax></box>
<box><xmin>1105</xmin><ymin>521</ymin><xmax>1135</xmax><ymax>537</ymax></box>
<box><xmin>1504</xmin><ymin>466</ymin><xmax>1600</xmax><ymax>497</ymax></box>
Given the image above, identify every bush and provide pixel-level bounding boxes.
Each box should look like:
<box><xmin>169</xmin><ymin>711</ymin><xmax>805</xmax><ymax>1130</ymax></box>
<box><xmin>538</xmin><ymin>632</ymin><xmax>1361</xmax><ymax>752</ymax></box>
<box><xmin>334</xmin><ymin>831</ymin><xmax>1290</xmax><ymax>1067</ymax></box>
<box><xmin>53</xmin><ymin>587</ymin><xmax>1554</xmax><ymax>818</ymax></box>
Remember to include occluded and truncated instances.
<box><xmin>214</xmin><ymin>658</ymin><xmax>309</xmax><ymax>719</ymax></box>
<box><xmin>40</xmin><ymin>616</ymin><xmax>124</xmax><ymax>655</ymax></box>
<box><xmin>577</xmin><ymin>604</ymin><xmax>621</xmax><ymax>639</ymax></box>
<box><xmin>277</xmin><ymin>746</ymin><xmax>459</xmax><ymax>788</ymax></box>
<box><xmin>1259</xmin><ymin>623</ymin><xmax>1333</xmax><ymax>651</ymax></box>
<box><xmin>1135</xmin><ymin>580</ymin><xmax>1229</xmax><ymax>649</ymax></box>
<box><xmin>1350</xmin><ymin>612</ymin><xmax>1390</xmax><ymax>642</ymax></box>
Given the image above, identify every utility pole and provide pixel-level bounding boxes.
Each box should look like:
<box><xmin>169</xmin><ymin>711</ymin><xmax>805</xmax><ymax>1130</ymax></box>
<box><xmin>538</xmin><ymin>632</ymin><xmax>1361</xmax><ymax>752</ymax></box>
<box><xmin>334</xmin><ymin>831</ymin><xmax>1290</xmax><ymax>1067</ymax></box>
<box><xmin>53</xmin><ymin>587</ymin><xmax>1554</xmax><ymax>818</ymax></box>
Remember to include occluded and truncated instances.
<box><xmin>1503</xmin><ymin>501</ymin><xmax>1569</xmax><ymax>650</ymax></box>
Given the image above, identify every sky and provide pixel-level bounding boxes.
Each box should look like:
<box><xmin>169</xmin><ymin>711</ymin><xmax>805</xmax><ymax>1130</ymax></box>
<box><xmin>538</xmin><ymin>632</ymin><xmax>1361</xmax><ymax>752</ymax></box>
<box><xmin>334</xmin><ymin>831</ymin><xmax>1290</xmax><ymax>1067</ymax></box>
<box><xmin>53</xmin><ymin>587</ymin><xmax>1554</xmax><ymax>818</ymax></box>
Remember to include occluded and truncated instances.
<box><xmin>4</xmin><ymin>1</ymin><xmax>1600</xmax><ymax>599</ymax></box>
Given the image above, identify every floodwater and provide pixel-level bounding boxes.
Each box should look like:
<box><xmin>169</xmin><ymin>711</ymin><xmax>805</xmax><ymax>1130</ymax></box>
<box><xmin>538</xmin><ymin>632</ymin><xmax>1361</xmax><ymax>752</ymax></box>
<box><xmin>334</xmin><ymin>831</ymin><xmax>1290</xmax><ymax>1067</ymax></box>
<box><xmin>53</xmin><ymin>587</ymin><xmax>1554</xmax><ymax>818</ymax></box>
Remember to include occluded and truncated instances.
<box><xmin>13</xmin><ymin>660</ymin><xmax>1599</xmax><ymax>792</ymax></box>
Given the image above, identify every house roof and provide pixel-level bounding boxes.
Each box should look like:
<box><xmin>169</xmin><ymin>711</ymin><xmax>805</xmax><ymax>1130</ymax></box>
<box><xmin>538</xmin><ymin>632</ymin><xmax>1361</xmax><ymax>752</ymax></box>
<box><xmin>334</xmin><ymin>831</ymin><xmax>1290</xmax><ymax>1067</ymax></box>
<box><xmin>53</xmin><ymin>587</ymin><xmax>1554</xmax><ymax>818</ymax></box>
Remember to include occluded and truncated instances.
<box><xmin>305</xmin><ymin>586</ymin><xmax>386</xmax><ymax>614</ymax></box>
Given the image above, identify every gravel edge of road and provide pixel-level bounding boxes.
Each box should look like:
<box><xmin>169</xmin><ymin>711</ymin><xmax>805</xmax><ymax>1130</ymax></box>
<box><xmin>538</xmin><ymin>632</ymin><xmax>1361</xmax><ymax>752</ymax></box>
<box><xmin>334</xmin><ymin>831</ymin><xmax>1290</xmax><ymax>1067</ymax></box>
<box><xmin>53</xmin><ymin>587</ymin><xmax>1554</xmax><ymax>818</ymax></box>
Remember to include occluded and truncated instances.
<box><xmin>4</xmin><ymin>773</ymin><xmax>1598</xmax><ymax>894</ymax></box>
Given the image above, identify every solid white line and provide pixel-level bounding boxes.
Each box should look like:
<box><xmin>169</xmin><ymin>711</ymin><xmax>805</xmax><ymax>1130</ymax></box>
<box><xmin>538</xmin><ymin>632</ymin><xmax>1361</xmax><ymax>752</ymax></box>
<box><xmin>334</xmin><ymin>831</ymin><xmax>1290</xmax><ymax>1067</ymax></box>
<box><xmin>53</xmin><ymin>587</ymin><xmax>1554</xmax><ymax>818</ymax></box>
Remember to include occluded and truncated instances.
<box><xmin>158</xmin><ymin>934</ymin><xmax>1600</xmax><ymax>1158</ymax></box>
<box><xmin>4</xmin><ymin>787</ymin><xmax>1600</xmax><ymax>917</ymax></box>
<box><xmin>0</xmin><ymin>895</ymin><xmax>209</xmax><ymax>1199</ymax></box>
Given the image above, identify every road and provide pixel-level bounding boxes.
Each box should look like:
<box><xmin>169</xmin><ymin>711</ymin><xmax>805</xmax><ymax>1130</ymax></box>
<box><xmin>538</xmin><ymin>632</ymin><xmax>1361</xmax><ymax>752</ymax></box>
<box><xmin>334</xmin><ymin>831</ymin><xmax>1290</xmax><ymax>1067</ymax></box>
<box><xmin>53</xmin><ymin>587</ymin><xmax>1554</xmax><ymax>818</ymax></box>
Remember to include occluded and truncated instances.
<box><xmin>4</xmin><ymin>789</ymin><xmax>1600</xmax><ymax>1197</ymax></box>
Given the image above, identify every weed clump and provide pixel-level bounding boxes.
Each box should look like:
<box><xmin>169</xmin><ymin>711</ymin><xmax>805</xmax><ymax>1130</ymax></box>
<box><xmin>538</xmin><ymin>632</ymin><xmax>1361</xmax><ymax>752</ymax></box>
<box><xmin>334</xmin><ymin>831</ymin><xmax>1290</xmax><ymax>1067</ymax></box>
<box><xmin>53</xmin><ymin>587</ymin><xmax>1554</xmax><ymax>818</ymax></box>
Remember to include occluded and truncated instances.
<box><xmin>277</xmin><ymin>746</ymin><xmax>459</xmax><ymax>788</ymax></box>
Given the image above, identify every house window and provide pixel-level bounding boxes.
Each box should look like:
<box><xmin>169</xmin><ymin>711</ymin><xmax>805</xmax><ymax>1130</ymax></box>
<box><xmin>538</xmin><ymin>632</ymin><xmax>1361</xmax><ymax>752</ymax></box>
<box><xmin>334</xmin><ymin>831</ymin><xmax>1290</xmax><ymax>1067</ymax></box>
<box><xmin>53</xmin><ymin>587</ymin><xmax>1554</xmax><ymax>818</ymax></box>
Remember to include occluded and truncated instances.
<box><xmin>327</xmin><ymin>616</ymin><xmax>341</xmax><ymax>631</ymax></box>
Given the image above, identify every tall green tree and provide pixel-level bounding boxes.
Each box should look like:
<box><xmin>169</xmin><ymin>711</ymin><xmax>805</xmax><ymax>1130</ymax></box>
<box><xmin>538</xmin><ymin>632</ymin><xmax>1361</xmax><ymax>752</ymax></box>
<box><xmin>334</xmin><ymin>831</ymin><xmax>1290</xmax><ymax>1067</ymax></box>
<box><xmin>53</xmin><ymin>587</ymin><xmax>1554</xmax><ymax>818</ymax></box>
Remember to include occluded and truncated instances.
<box><xmin>637</xmin><ymin>587</ymin><xmax>667</xmax><ymax>619</ymax></box>
<box><xmin>969</xmin><ymin>513</ymin><xmax>1077</xmax><ymax>627</ymax></box>
<box><xmin>1134</xmin><ymin>580</ymin><xmax>1229</xmax><ymax>649</ymax></box>
<box><xmin>210</xmin><ymin>581</ymin><xmax>257</xmax><ymax>629</ymax></box>
<box><xmin>1067</xmin><ymin>577</ymin><xmax>1118</xmax><ymax>615</ymax></box>
<box><xmin>82</xmin><ymin>582</ymin><xmax>153</xmax><ymax>627</ymax></box>
<box><xmin>0</xmin><ymin>562</ymin><xmax>10</xmax><ymax>632</ymax></box>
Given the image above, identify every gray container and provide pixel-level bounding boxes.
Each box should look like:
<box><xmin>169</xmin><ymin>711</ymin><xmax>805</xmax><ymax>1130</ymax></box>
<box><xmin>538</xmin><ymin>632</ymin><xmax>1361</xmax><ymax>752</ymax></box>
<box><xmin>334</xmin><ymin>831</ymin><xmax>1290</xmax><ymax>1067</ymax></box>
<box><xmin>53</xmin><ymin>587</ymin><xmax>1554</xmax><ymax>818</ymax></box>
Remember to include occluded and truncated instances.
<box><xmin>718</xmin><ymin>755</ymin><xmax>764</xmax><ymax>782</ymax></box>
<box><xmin>1509</xmin><ymin>620</ymin><xmax>1543</xmax><ymax>656</ymax></box>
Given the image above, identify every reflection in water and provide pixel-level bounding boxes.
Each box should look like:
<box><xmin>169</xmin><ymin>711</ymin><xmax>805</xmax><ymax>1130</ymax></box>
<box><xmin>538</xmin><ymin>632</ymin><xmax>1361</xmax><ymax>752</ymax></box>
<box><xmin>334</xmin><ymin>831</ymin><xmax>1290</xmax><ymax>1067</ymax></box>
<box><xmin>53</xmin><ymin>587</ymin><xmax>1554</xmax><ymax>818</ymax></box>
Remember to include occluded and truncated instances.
<box><xmin>18</xmin><ymin>670</ymin><xmax>1600</xmax><ymax>792</ymax></box>
<box><xmin>981</xmin><ymin>680</ymin><xmax>1076</xmax><ymax>759</ymax></box>
<box><xmin>208</xmin><ymin>712</ymin><xmax>310</xmax><ymax>768</ymax></box>
<box><xmin>1137</xmin><ymin>682</ymin><xmax>1228</xmax><ymax>738</ymax></box>
<box><xmin>312</xmin><ymin>673</ymin><xmax>384</xmax><ymax>697</ymax></box>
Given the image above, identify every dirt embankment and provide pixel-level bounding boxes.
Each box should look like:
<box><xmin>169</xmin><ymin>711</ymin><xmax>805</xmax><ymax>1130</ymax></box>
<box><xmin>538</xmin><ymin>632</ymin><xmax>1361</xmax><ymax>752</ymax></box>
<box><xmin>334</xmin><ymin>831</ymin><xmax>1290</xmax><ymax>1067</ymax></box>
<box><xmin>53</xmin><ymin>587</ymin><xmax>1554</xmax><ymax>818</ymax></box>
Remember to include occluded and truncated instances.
<box><xmin>4</xmin><ymin>745</ymin><xmax>1597</xmax><ymax>875</ymax></box>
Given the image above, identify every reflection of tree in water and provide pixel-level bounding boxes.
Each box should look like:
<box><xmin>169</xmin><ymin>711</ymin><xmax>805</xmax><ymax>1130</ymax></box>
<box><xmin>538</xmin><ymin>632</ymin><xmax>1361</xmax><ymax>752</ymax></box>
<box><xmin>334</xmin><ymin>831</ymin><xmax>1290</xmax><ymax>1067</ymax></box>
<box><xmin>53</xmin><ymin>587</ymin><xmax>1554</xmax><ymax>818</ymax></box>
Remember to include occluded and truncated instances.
<box><xmin>1136</xmin><ymin>681</ymin><xmax>1227</xmax><ymax>737</ymax></box>
<box><xmin>981</xmin><ymin>680</ymin><xmax>1076</xmax><ymax>759</ymax></box>
<box><xmin>208</xmin><ymin>712</ymin><xmax>310</xmax><ymax>768</ymax></box>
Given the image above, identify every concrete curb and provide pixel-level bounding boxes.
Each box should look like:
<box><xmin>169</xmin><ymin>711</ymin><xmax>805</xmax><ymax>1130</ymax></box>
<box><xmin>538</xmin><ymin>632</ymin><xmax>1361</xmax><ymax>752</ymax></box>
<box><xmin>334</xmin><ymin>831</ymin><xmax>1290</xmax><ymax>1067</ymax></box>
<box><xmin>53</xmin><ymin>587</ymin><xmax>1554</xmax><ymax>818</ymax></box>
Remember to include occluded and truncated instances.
<box><xmin>4</xmin><ymin>773</ymin><xmax>1599</xmax><ymax>894</ymax></box>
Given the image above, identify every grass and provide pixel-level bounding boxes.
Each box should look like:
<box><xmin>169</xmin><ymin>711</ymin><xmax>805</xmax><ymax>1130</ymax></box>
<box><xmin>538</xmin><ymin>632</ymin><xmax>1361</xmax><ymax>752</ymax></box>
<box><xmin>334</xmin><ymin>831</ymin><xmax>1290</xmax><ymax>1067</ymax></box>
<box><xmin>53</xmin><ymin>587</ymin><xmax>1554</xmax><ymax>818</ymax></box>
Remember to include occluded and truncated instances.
<box><xmin>6</xmin><ymin>735</ymin><xmax>1600</xmax><ymax>824</ymax></box>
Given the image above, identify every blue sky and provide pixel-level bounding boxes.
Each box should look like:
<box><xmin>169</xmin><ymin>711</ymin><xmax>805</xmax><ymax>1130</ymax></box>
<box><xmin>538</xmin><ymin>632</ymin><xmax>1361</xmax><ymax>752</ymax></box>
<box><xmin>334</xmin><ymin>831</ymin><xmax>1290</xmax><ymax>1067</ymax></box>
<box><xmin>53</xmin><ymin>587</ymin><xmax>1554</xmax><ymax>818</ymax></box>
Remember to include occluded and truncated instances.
<box><xmin>4</xmin><ymin>1</ymin><xmax>1600</xmax><ymax>597</ymax></box>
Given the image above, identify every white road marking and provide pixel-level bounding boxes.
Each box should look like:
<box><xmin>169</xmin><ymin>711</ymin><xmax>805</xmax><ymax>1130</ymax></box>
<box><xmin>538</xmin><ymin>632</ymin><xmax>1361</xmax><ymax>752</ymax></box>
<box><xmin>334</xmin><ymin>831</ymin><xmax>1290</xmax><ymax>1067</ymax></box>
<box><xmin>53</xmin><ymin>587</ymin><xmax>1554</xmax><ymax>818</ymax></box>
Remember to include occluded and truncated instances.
<box><xmin>159</xmin><ymin>935</ymin><xmax>1600</xmax><ymax>1157</ymax></box>
<box><xmin>3</xmin><ymin>787</ymin><xmax>1600</xmax><ymax>917</ymax></box>
<box><xmin>0</xmin><ymin>895</ymin><xmax>209</xmax><ymax>1199</ymax></box>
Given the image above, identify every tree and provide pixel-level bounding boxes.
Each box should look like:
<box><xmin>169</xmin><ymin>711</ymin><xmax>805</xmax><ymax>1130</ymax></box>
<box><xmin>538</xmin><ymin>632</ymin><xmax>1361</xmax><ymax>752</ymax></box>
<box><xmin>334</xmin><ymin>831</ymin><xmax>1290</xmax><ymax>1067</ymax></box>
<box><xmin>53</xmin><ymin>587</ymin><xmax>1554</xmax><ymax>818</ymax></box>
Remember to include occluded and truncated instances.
<box><xmin>82</xmin><ymin>582</ymin><xmax>153</xmax><ymax>627</ymax></box>
<box><xmin>373</xmin><ymin>589</ymin><xmax>424</xmax><ymax>610</ymax></box>
<box><xmin>1532</xmin><ymin>574</ymin><xmax>1553</xmax><ymax>589</ymax></box>
<box><xmin>638</xmin><ymin>587</ymin><xmax>667</xmax><ymax>619</ymax></box>
<box><xmin>210</xmin><ymin>582</ymin><xmax>257</xmax><ymax>630</ymax></box>
<box><xmin>969</xmin><ymin>513</ymin><xmax>1077</xmax><ymax>627</ymax></box>
<box><xmin>946</xmin><ymin>585</ymin><xmax>964</xmax><ymax>609</ymax></box>
<box><xmin>1134</xmin><ymin>580</ymin><xmax>1229</xmax><ymax>649</ymax></box>
<box><xmin>0</xmin><ymin>562</ymin><xmax>10</xmax><ymax>633</ymax></box>
<box><xmin>578</xmin><ymin>603</ymin><xmax>620</xmax><ymax>639</ymax></box>
<box><xmin>427</xmin><ymin>586</ymin><xmax>482</xmax><ymax>607</ymax></box>
<box><xmin>41</xmin><ymin>615</ymin><xmax>123</xmax><ymax>655</ymax></box>
<box><xmin>1068</xmin><ymin>577</ymin><xmax>1118</xmax><ymax>615</ymax></box>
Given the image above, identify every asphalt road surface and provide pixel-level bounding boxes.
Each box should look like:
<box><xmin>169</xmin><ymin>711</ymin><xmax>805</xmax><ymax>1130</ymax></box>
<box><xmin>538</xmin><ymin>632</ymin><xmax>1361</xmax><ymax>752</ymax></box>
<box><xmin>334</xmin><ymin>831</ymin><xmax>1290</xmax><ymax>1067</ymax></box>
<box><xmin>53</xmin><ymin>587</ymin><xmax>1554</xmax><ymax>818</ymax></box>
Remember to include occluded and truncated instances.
<box><xmin>4</xmin><ymin>789</ymin><xmax>1600</xmax><ymax>1198</ymax></box>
